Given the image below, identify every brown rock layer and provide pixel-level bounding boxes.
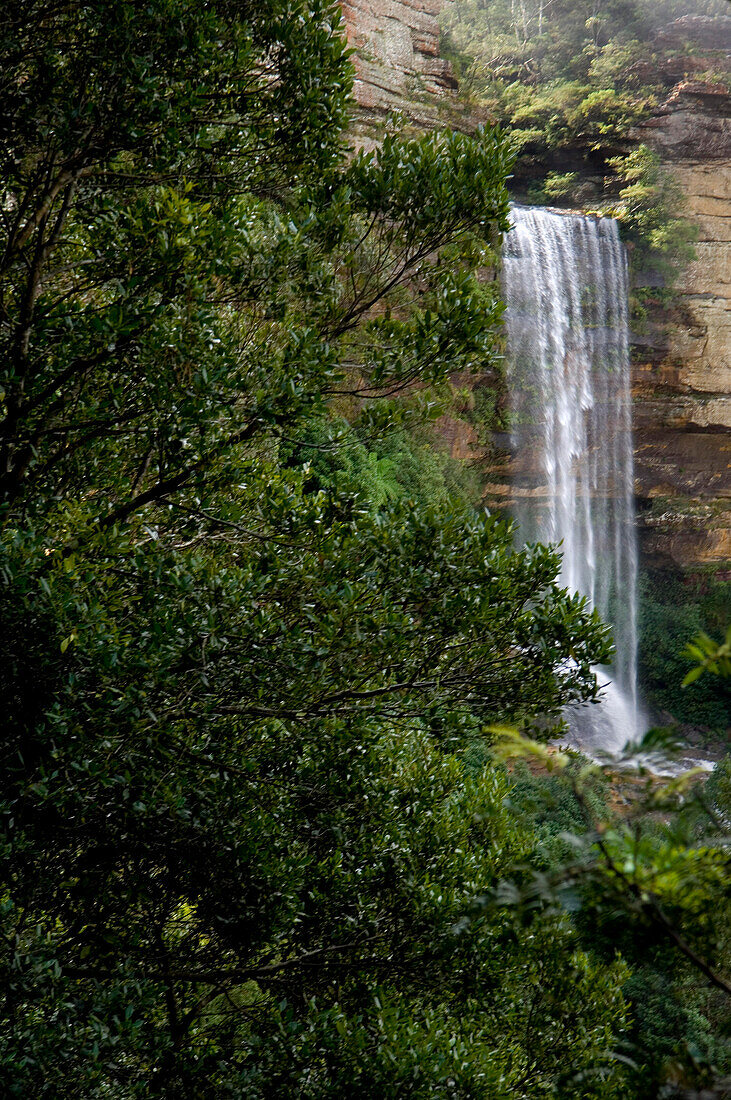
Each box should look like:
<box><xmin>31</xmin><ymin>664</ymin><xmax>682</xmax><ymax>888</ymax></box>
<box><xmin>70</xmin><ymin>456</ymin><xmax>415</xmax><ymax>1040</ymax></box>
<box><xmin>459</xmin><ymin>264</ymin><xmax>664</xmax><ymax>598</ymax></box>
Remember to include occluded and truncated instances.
<box><xmin>653</xmin><ymin>14</ymin><xmax>731</xmax><ymax>56</ymax></box>
<box><xmin>632</xmin><ymin>81</ymin><xmax>731</xmax><ymax>571</ymax></box>
<box><xmin>341</xmin><ymin>0</ymin><xmax>485</xmax><ymax>138</ymax></box>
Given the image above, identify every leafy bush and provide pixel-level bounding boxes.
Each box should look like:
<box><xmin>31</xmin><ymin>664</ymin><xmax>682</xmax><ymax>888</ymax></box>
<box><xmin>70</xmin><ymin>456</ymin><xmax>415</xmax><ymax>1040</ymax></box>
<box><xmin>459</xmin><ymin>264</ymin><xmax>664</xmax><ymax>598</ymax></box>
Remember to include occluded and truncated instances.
<box><xmin>638</xmin><ymin>572</ymin><xmax>731</xmax><ymax>731</ymax></box>
<box><xmin>609</xmin><ymin>145</ymin><xmax>698</xmax><ymax>298</ymax></box>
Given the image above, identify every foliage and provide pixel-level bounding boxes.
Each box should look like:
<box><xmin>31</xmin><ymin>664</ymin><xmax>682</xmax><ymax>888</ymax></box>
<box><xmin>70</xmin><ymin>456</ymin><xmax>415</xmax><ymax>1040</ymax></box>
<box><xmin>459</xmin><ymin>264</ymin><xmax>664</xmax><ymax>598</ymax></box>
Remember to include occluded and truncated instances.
<box><xmin>491</xmin><ymin>729</ymin><xmax>731</xmax><ymax>1097</ymax></box>
<box><xmin>280</xmin><ymin>415</ymin><xmax>482</xmax><ymax>514</ymax></box>
<box><xmin>683</xmin><ymin>626</ymin><xmax>731</xmax><ymax>687</ymax></box>
<box><xmin>507</xmin><ymin>757</ymin><xmax>611</xmax><ymax>858</ymax></box>
<box><xmin>0</xmin><ymin>0</ymin><xmax>634</xmax><ymax>1094</ymax></box>
<box><xmin>498</xmin><ymin>79</ymin><xmax>645</xmax><ymax>160</ymax></box>
<box><xmin>607</xmin><ymin>145</ymin><xmax>698</xmax><ymax>314</ymax></box>
<box><xmin>621</xmin><ymin>962</ymin><xmax>722</xmax><ymax>1096</ymax></box>
<box><xmin>637</xmin><ymin>573</ymin><xmax>730</xmax><ymax>731</ymax></box>
<box><xmin>527</xmin><ymin>170</ymin><xmax>580</xmax><ymax>204</ymax></box>
<box><xmin>442</xmin><ymin>0</ymin><xmax>728</xmax><ymax>108</ymax></box>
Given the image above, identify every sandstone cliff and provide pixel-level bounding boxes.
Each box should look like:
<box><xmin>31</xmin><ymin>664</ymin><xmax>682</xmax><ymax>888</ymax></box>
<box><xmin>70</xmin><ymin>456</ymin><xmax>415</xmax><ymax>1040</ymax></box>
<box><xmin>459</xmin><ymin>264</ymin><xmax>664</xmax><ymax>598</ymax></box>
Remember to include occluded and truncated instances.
<box><xmin>633</xmin><ymin>74</ymin><xmax>731</xmax><ymax>572</ymax></box>
<box><xmin>342</xmin><ymin>0</ymin><xmax>485</xmax><ymax>140</ymax></box>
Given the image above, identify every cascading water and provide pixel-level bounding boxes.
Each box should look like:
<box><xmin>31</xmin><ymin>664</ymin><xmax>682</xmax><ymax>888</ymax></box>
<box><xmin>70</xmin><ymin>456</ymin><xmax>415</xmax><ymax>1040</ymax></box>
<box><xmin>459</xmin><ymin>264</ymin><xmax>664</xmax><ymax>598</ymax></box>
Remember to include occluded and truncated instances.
<box><xmin>502</xmin><ymin>205</ymin><xmax>641</xmax><ymax>753</ymax></box>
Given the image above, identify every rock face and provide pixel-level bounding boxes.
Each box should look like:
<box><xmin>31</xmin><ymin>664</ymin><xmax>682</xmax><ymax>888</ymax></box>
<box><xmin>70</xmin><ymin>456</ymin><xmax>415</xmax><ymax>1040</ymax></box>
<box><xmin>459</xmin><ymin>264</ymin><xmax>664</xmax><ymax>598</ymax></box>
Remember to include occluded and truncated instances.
<box><xmin>653</xmin><ymin>14</ymin><xmax>731</xmax><ymax>56</ymax></box>
<box><xmin>639</xmin><ymin>82</ymin><xmax>731</xmax><ymax>161</ymax></box>
<box><xmin>343</xmin><ymin>0</ymin><xmax>453</xmax><ymax>116</ymax></box>
<box><xmin>632</xmin><ymin>75</ymin><xmax>731</xmax><ymax>571</ymax></box>
<box><xmin>341</xmin><ymin>0</ymin><xmax>483</xmax><ymax>138</ymax></box>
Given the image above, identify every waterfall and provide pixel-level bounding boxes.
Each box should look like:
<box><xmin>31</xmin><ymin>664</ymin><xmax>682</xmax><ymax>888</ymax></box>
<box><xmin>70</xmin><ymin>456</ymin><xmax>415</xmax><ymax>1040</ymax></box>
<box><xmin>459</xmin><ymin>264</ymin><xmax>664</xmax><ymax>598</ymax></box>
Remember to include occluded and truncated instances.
<box><xmin>502</xmin><ymin>205</ymin><xmax>641</xmax><ymax>753</ymax></box>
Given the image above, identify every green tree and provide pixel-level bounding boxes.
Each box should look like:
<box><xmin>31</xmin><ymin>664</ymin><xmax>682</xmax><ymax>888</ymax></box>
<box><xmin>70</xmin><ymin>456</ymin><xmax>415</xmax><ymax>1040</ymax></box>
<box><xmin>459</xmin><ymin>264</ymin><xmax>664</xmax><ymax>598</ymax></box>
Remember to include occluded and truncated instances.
<box><xmin>0</xmin><ymin>1</ymin><xmax>629</xmax><ymax>1094</ymax></box>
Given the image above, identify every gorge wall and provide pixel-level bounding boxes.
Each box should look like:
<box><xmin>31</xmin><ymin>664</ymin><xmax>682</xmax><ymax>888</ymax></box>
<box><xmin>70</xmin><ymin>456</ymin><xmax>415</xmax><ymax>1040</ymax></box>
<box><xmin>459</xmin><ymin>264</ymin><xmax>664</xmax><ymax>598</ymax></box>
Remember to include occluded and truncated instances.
<box><xmin>342</xmin><ymin>3</ymin><xmax>731</xmax><ymax>576</ymax></box>
<box><xmin>631</xmin><ymin>68</ymin><xmax>731</xmax><ymax>573</ymax></box>
<box><xmin>341</xmin><ymin>0</ymin><xmax>478</xmax><ymax>140</ymax></box>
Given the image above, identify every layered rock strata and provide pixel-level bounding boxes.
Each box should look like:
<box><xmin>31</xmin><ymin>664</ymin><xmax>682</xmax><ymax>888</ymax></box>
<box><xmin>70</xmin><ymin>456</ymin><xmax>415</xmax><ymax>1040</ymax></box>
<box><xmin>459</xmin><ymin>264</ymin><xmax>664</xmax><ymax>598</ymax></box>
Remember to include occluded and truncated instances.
<box><xmin>341</xmin><ymin>0</ymin><xmax>484</xmax><ymax>139</ymax></box>
<box><xmin>632</xmin><ymin>76</ymin><xmax>731</xmax><ymax>571</ymax></box>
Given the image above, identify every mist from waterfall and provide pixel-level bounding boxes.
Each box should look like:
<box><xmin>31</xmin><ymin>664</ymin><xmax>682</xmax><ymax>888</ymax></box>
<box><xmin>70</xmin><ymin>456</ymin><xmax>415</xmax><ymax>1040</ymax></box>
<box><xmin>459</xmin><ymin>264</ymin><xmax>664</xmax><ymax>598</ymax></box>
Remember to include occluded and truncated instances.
<box><xmin>502</xmin><ymin>205</ymin><xmax>641</xmax><ymax>753</ymax></box>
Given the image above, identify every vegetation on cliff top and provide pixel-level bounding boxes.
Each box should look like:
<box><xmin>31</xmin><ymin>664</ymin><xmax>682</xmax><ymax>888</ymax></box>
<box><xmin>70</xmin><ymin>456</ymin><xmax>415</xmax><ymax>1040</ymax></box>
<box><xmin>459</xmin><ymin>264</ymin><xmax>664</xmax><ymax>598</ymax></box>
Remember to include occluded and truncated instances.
<box><xmin>442</xmin><ymin>0</ymin><xmax>729</xmax><ymax>161</ymax></box>
<box><xmin>441</xmin><ymin>0</ymin><xmax>726</xmax><ymax>289</ymax></box>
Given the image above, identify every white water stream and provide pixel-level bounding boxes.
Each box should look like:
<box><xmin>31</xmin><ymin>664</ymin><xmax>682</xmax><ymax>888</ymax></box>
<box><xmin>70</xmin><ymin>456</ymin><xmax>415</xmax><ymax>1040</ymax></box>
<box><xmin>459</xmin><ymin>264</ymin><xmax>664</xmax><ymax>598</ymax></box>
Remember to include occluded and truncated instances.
<box><xmin>502</xmin><ymin>206</ymin><xmax>642</xmax><ymax>753</ymax></box>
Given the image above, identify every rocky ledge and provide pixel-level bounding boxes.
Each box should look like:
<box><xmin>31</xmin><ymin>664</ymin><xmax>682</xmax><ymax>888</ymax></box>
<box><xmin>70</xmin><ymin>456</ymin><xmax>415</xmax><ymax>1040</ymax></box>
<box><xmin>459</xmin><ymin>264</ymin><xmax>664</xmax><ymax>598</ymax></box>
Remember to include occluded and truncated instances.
<box><xmin>637</xmin><ymin>80</ymin><xmax>731</xmax><ymax>161</ymax></box>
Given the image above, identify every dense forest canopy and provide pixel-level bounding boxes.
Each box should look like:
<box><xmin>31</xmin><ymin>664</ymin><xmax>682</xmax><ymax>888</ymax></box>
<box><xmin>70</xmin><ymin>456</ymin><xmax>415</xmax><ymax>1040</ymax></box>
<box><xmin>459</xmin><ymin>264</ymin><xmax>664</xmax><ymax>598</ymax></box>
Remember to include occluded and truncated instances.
<box><xmin>442</xmin><ymin>0</ymin><xmax>730</xmax><ymax>93</ymax></box>
<box><xmin>0</xmin><ymin>0</ymin><xmax>729</xmax><ymax>1096</ymax></box>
